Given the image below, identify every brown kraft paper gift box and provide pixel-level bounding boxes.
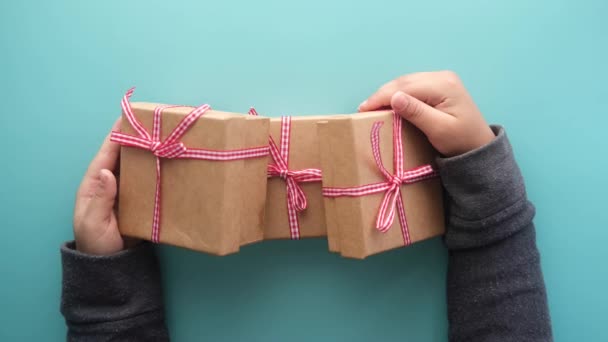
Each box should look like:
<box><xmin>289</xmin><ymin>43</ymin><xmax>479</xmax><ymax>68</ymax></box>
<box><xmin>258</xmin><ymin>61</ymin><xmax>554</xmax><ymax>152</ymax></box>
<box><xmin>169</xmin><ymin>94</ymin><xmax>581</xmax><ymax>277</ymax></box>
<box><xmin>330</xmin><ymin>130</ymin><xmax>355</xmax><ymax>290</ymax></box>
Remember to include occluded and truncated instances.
<box><xmin>263</xmin><ymin>116</ymin><xmax>327</xmax><ymax>239</ymax></box>
<box><xmin>317</xmin><ymin>111</ymin><xmax>444</xmax><ymax>259</ymax></box>
<box><xmin>117</xmin><ymin>102</ymin><xmax>269</xmax><ymax>255</ymax></box>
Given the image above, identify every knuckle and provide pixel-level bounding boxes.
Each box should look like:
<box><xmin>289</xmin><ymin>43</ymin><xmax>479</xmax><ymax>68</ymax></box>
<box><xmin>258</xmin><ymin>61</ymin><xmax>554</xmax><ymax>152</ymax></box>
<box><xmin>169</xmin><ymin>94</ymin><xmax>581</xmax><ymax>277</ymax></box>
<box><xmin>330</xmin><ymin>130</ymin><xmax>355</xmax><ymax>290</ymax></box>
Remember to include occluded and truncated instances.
<box><xmin>402</xmin><ymin>99</ymin><xmax>422</xmax><ymax>120</ymax></box>
<box><xmin>93</xmin><ymin>188</ymin><xmax>104</xmax><ymax>199</ymax></box>
<box><xmin>396</xmin><ymin>75</ymin><xmax>409</xmax><ymax>85</ymax></box>
<box><xmin>409</xmin><ymin>102</ymin><xmax>422</xmax><ymax>119</ymax></box>
<box><xmin>381</xmin><ymin>80</ymin><xmax>398</xmax><ymax>93</ymax></box>
<box><xmin>440</xmin><ymin>69</ymin><xmax>459</xmax><ymax>79</ymax></box>
<box><xmin>440</xmin><ymin>70</ymin><xmax>461</xmax><ymax>87</ymax></box>
<box><xmin>93</xmin><ymin>184</ymin><xmax>106</xmax><ymax>199</ymax></box>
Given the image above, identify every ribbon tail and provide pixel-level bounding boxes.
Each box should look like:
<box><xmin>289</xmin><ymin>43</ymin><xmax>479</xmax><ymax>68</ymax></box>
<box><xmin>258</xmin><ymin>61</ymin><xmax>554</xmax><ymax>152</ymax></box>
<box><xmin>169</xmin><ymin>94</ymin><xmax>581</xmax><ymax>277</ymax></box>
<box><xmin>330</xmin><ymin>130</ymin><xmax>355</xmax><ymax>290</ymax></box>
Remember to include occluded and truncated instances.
<box><xmin>286</xmin><ymin>194</ymin><xmax>301</xmax><ymax>240</ymax></box>
<box><xmin>395</xmin><ymin>195</ymin><xmax>411</xmax><ymax>245</ymax></box>
<box><xmin>164</xmin><ymin>104</ymin><xmax>210</xmax><ymax>144</ymax></box>
<box><xmin>151</xmin><ymin>157</ymin><xmax>162</xmax><ymax>243</ymax></box>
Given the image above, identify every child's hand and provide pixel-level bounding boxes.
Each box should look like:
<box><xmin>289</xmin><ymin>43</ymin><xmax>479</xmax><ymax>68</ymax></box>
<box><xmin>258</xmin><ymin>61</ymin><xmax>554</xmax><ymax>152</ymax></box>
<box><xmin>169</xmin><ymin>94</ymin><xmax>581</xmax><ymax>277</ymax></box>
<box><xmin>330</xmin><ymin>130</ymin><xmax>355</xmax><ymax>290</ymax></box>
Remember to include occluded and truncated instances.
<box><xmin>358</xmin><ymin>71</ymin><xmax>495</xmax><ymax>157</ymax></box>
<box><xmin>73</xmin><ymin>119</ymin><xmax>127</xmax><ymax>255</ymax></box>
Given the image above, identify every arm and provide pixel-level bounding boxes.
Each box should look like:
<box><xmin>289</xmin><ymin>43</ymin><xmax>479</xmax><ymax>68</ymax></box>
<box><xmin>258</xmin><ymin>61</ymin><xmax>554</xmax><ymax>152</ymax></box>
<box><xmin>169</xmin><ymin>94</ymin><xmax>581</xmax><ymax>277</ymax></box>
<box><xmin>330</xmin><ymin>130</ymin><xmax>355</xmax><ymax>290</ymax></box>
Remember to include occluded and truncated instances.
<box><xmin>360</xmin><ymin>71</ymin><xmax>552</xmax><ymax>341</ymax></box>
<box><xmin>438</xmin><ymin>126</ymin><xmax>552</xmax><ymax>341</ymax></box>
<box><xmin>61</xmin><ymin>118</ymin><xmax>169</xmax><ymax>341</ymax></box>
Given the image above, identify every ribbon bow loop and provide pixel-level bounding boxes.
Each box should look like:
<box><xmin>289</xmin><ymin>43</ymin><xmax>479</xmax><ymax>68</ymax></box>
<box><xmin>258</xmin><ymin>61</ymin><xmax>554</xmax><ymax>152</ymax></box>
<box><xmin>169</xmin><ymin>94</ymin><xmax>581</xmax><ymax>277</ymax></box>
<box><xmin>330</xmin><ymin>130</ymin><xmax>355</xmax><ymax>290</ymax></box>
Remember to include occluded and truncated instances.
<box><xmin>376</xmin><ymin>184</ymin><xmax>401</xmax><ymax>232</ymax></box>
<box><xmin>286</xmin><ymin>178</ymin><xmax>308</xmax><ymax>212</ymax></box>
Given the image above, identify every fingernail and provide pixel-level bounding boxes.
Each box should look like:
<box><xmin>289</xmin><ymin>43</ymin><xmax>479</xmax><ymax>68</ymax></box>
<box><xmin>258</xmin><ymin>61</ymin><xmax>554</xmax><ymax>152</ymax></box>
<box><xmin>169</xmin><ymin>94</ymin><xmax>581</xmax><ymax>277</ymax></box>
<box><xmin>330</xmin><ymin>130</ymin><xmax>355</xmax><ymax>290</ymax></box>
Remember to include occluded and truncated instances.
<box><xmin>358</xmin><ymin>100</ymin><xmax>368</xmax><ymax>111</ymax></box>
<box><xmin>392</xmin><ymin>92</ymin><xmax>408</xmax><ymax>111</ymax></box>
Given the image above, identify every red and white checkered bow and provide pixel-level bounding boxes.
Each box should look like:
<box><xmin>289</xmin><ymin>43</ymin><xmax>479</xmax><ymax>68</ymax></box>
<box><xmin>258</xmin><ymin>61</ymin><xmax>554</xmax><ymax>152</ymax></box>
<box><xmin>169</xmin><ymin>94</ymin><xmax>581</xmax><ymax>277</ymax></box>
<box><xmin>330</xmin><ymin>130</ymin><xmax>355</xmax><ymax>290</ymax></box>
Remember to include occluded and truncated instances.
<box><xmin>110</xmin><ymin>88</ymin><xmax>270</xmax><ymax>243</ymax></box>
<box><xmin>322</xmin><ymin>113</ymin><xmax>438</xmax><ymax>245</ymax></box>
<box><xmin>249</xmin><ymin>109</ymin><xmax>322</xmax><ymax>240</ymax></box>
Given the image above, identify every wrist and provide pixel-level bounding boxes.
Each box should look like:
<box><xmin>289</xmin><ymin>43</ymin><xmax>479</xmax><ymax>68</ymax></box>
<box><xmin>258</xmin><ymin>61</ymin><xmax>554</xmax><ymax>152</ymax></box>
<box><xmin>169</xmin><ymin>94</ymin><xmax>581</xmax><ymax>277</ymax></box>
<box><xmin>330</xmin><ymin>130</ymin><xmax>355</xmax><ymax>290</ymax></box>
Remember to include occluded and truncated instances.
<box><xmin>436</xmin><ymin>125</ymin><xmax>527</xmax><ymax>220</ymax></box>
<box><xmin>479</xmin><ymin>123</ymin><xmax>496</xmax><ymax>142</ymax></box>
<box><xmin>467</xmin><ymin>125</ymin><xmax>496</xmax><ymax>155</ymax></box>
<box><xmin>74</xmin><ymin>234</ymin><xmax>126</xmax><ymax>256</ymax></box>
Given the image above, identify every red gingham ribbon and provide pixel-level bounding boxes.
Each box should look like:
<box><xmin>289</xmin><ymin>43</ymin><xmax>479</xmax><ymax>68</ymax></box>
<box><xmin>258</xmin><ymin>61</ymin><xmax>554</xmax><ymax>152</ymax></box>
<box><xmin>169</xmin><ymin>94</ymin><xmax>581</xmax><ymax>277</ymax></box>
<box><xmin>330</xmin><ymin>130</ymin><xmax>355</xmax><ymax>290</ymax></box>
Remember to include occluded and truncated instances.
<box><xmin>322</xmin><ymin>112</ymin><xmax>438</xmax><ymax>245</ymax></box>
<box><xmin>249</xmin><ymin>109</ymin><xmax>322</xmax><ymax>239</ymax></box>
<box><xmin>111</xmin><ymin>88</ymin><xmax>270</xmax><ymax>243</ymax></box>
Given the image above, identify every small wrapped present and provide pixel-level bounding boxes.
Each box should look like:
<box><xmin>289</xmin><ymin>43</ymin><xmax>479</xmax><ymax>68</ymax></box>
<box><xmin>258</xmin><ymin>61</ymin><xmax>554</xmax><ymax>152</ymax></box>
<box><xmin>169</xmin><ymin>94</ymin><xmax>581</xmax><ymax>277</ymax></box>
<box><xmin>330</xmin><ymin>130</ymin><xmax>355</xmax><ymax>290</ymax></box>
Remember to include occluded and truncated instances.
<box><xmin>249</xmin><ymin>110</ymin><xmax>326</xmax><ymax>240</ymax></box>
<box><xmin>318</xmin><ymin>111</ymin><xmax>444</xmax><ymax>259</ymax></box>
<box><xmin>112</xmin><ymin>89</ymin><xmax>270</xmax><ymax>255</ymax></box>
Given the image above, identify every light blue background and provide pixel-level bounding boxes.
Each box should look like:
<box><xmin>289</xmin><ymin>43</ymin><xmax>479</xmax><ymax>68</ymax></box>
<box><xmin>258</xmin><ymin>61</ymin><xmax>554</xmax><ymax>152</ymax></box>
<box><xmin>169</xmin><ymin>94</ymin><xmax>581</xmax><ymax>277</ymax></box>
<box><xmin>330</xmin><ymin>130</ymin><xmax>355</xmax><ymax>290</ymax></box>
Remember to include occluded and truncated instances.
<box><xmin>1</xmin><ymin>1</ymin><xmax>606</xmax><ymax>341</ymax></box>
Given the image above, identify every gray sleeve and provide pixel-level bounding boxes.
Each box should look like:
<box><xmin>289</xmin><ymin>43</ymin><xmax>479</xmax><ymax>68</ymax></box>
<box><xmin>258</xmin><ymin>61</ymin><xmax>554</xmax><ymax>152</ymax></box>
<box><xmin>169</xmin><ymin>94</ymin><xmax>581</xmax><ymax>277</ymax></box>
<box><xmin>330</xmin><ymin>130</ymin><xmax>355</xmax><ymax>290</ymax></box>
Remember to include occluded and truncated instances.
<box><xmin>437</xmin><ymin>126</ymin><xmax>553</xmax><ymax>342</ymax></box>
<box><xmin>60</xmin><ymin>241</ymin><xmax>170</xmax><ymax>341</ymax></box>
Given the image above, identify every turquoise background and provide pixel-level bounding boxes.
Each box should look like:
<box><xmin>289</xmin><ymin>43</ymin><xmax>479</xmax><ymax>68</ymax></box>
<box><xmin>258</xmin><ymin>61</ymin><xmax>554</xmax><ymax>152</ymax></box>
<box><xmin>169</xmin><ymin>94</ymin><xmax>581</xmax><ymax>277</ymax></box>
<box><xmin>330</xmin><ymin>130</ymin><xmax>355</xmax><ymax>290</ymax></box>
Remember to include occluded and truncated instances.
<box><xmin>1</xmin><ymin>0</ymin><xmax>606</xmax><ymax>340</ymax></box>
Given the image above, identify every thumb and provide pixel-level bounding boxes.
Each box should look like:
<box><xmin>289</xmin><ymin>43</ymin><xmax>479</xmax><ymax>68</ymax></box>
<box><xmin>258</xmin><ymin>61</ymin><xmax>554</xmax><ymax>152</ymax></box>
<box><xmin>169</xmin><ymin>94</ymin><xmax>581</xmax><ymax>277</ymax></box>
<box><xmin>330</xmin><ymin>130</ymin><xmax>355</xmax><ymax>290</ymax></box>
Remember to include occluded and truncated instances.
<box><xmin>391</xmin><ymin>91</ymin><xmax>449</xmax><ymax>136</ymax></box>
<box><xmin>88</xmin><ymin>169</ymin><xmax>117</xmax><ymax>224</ymax></box>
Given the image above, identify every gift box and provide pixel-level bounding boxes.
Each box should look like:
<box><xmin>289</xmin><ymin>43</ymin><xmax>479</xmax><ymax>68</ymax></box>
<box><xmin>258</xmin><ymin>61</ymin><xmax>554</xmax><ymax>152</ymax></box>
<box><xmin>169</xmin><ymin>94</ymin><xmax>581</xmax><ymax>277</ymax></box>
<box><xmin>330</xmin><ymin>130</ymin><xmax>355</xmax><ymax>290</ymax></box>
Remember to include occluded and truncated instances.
<box><xmin>263</xmin><ymin>115</ymin><xmax>326</xmax><ymax>240</ymax></box>
<box><xmin>112</xmin><ymin>90</ymin><xmax>270</xmax><ymax>255</ymax></box>
<box><xmin>318</xmin><ymin>111</ymin><xmax>444</xmax><ymax>259</ymax></box>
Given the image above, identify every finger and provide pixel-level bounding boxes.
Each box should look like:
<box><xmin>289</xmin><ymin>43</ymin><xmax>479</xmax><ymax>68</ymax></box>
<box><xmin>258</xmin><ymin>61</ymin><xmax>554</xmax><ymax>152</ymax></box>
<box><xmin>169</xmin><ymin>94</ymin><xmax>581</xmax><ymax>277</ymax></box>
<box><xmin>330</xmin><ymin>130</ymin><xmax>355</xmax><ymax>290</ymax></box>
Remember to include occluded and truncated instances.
<box><xmin>87</xmin><ymin>118</ymin><xmax>122</xmax><ymax>174</ymax></box>
<box><xmin>391</xmin><ymin>91</ymin><xmax>454</xmax><ymax>137</ymax></box>
<box><xmin>358</xmin><ymin>73</ymin><xmax>436</xmax><ymax>112</ymax></box>
<box><xmin>77</xmin><ymin>118</ymin><xmax>122</xmax><ymax>201</ymax></box>
<box><xmin>393</xmin><ymin>78</ymin><xmax>450</xmax><ymax>108</ymax></box>
<box><xmin>397</xmin><ymin>70</ymin><xmax>466</xmax><ymax>108</ymax></box>
<box><xmin>84</xmin><ymin>169</ymin><xmax>118</xmax><ymax>225</ymax></box>
<box><xmin>361</xmin><ymin>73</ymin><xmax>454</xmax><ymax>112</ymax></box>
<box><xmin>359</xmin><ymin>80</ymin><xmax>399</xmax><ymax>112</ymax></box>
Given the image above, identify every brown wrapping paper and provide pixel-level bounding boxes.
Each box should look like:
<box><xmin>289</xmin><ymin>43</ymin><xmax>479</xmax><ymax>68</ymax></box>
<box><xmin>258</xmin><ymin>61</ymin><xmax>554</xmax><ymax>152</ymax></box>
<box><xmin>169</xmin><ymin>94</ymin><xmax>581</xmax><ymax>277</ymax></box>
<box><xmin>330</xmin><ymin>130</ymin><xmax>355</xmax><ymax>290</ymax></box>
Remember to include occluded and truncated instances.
<box><xmin>117</xmin><ymin>102</ymin><xmax>269</xmax><ymax>255</ymax></box>
<box><xmin>318</xmin><ymin>111</ymin><xmax>445</xmax><ymax>259</ymax></box>
<box><xmin>263</xmin><ymin>116</ymin><xmax>327</xmax><ymax>239</ymax></box>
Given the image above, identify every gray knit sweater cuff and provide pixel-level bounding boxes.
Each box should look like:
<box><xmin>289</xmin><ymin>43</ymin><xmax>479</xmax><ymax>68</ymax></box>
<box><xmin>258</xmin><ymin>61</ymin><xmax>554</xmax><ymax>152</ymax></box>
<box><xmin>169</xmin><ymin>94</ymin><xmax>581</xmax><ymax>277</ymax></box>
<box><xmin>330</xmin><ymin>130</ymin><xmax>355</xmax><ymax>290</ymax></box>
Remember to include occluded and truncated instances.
<box><xmin>436</xmin><ymin>126</ymin><xmax>536</xmax><ymax>250</ymax></box>
<box><xmin>60</xmin><ymin>241</ymin><xmax>165</xmax><ymax>324</ymax></box>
